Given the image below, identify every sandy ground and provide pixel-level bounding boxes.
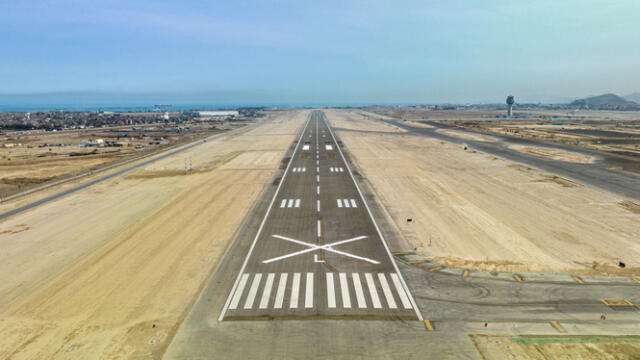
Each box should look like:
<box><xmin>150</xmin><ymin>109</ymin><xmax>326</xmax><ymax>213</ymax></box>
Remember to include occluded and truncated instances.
<box><xmin>0</xmin><ymin>110</ymin><xmax>306</xmax><ymax>359</ymax></box>
<box><xmin>470</xmin><ymin>334</ymin><xmax>640</xmax><ymax>360</ymax></box>
<box><xmin>510</xmin><ymin>145</ymin><xmax>595</xmax><ymax>163</ymax></box>
<box><xmin>436</xmin><ymin>129</ymin><xmax>499</xmax><ymax>142</ymax></box>
<box><xmin>326</xmin><ymin>109</ymin><xmax>640</xmax><ymax>274</ymax></box>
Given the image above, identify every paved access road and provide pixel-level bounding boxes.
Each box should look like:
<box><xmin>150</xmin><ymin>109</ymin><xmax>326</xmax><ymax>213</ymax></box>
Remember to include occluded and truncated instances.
<box><xmin>219</xmin><ymin>110</ymin><xmax>421</xmax><ymax>321</ymax></box>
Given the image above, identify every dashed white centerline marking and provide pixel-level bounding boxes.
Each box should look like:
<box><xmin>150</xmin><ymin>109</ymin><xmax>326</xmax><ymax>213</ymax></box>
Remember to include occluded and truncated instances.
<box><xmin>316</xmin><ymin>166</ymin><xmax>319</xmax><ymax>172</ymax></box>
<box><xmin>339</xmin><ymin>273</ymin><xmax>351</xmax><ymax>308</ymax></box>
<box><xmin>290</xmin><ymin>273</ymin><xmax>301</xmax><ymax>308</ymax></box>
<box><xmin>305</xmin><ymin>273</ymin><xmax>314</xmax><ymax>308</ymax></box>
<box><xmin>391</xmin><ymin>273</ymin><xmax>413</xmax><ymax>309</ymax></box>
<box><xmin>316</xmin><ymin>175</ymin><xmax>320</xmax><ymax>183</ymax></box>
<box><xmin>317</xmin><ymin>200</ymin><xmax>320</xmax><ymax>212</ymax></box>
<box><xmin>274</xmin><ymin>273</ymin><xmax>288</xmax><ymax>309</ymax></box>
<box><xmin>378</xmin><ymin>273</ymin><xmax>397</xmax><ymax>309</ymax></box>
<box><xmin>317</xmin><ymin>186</ymin><xmax>320</xmax><ymax>195</ymax></box>
<box><xmin>326</xmin><ymin>273</ymin><xmax>336</xmax><ymax>308</ymax></box>
<box><xmin>352</xmin><ymin>273</ymin><xmax>367</xmax><ymax>308</ymax></box>
<box><xmin>365</xmin><ymin>273</ymin><xmax>382</xmax><ymax>309</ymax></box>
<box><xmin>317</xmin><ymin>220</ymin><xmax>322</xmax><ymax>237</ymax></box>
<box><xmin>259</xmin><ymin>273</ymin><xmax>275</xmax><ymax>309</ymax></box>
<box><xmin>229</xmin><ymin>273</ymin><xmax>249</xmax><ymax>310</ymax></box>
<box><xmin>243</xmin><ymin>273</ymin><xmax>262</xmax><ymax>309</ymax></box>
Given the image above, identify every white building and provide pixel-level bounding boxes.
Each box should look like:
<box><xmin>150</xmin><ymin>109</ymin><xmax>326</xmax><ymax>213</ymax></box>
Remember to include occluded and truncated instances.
<box><xmin>196</xmin><ymin>110</ymin><xmax>239</xmax><ymax>120</ymax></box>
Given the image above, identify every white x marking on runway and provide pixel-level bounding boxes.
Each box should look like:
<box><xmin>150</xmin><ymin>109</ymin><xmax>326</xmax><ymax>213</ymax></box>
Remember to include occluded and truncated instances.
<box><xmin>262</xmin><ymin>235</ymin><xmax>380</xmax><ymax>264</ymax></box>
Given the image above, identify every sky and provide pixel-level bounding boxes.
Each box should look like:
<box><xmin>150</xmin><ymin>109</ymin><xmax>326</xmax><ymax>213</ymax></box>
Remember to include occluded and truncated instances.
<box><xmin>0</xmin><ymin>0</ymin><xmax>639</xmax><ymax>105</ymax></box>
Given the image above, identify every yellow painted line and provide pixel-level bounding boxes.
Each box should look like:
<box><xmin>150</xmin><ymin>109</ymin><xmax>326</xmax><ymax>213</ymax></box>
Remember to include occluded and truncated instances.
<box><xmin>406</xmin><ymin>260</ymin><xmax>427</xmax><ymax>265</ymax></box>
<box><xmin>424</xmin><ymin>320</ymin><xmax>434</xmax><ymax>331</ymax></box>
<box><xmin>550</xmin><ymin>321</ymin><xmax>566</xmax><ymax>333</ymax></box>
<box><xmin>633</xmin><ymin>278</ymin><xmax>640</xmax><ymax>284</ymax></box>
<box><xmin>600</xmin><ymin>299</ymin><xmax>634</xmax><ymax>307</ymax></box>
<box><xmin>514</xmin><ymin>274</ymin><xmax>524</xmax><ymax>282</ymax></box>
<box><xmin>462</xmin><ymin>270</ymin><xmax>469</xmax><ymax>277</ymax></box>
<box><xmin>572</xmin><ymin>276</ymin><xmax>585</xmax><ymax>284</ymax></box>
<box><xmin>428</xmin><ymin>266</ymin><xmax>445</xmax><ymax>272</ymax></box>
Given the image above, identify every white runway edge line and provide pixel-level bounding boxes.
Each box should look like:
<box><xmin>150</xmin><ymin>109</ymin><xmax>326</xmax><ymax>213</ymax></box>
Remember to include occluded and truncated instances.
<box><xmin>218</xmin><ymin>114</ymin><xmax>312</xmax><ymax>321</ymax></box>
<box><xmin>323</xmin><ymin>113</ymin><xmax>424</xmax><ymax>321</ymax></box>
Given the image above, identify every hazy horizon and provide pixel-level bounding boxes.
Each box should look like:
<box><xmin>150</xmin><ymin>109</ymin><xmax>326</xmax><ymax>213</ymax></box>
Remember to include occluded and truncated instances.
<box><xmin>1</xmin><ymin>1</ymin><xmax>638</xmax><ymax>105</ymax></box>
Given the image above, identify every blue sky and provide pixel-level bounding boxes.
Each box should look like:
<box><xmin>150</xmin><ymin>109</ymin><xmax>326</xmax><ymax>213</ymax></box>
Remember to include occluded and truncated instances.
<box><xmin>1</xmin><ymin>0</ymin><xmax>639</xmax><ymax>105</ymax></box>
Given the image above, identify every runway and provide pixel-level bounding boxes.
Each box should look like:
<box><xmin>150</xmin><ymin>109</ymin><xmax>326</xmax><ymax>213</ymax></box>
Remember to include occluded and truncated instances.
<box><xmin>218</xmin><ymin>110</ymin><xmax>421</xmax><ymax>321</ymax></box>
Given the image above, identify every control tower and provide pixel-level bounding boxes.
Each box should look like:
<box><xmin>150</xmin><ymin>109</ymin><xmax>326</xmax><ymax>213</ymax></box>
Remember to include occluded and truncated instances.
<box><xmin>506</xmin><ymin>95</ymin><xmax>514</xmax><ymax>117</ymax></box>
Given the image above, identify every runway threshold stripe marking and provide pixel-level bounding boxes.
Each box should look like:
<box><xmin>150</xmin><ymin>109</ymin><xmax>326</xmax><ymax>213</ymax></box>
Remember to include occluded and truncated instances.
<box><xmin>378</xmin><ymin>273</ymin><xmax>397</xmax><ymax>309</ymax></box>
<box><xmin>365</xmin><ymin>273</ymin><xmax>382</xmax><ymax>309</ymax></box>
<box><xmin>280</xmin><ymin>199</ymin><xmax>287</xmax><ymax>208</ymax></box>
<box><xmin>337</xmin><ymin>199</ymin><xmax>343</xmax><ymax>208</ymax></box>
<box><xmin>352</xmin><ymin>273</ymin><xmax>367</xmax><ymax>308</ymax></box>
<box><xmin>326</xmin><ymin>273</ymin><xmax>336</xmax><ymax>308</ymax></box>
<box><xmin>339</xmin><ymin>273</ymin><xmax>351</xmax><ymax>308</ymax></box>
<box><xmin>259</xmin><ymin>273</ymin><xmax>275</xmax><ymax>309</ymax></box>
<box><xmin>274</xmin><ymin>273</ymin><xmax>288</xmax><ymax>309</ymax></box>
<box><xmin>290</xmin><ymin>273</ymin><xmax>301</xmax><ymax>308</ymax></box>
<box><xmin>344</xmin><ymin>199</ymin><xmax>350</xmax><ymax>208</ymax></box>
<box><xmin>391</xmin><ymin>273</ymin><xmax>413</xmax><ymax>309</ymax></box>
<box><xmin>229</xmin><ymin>273</ymin><xmax>250</xmax><ymax>310</ymax></box>
<box><xmin>295</xmin><ymin>199</ymin><xmax>300</xmax><ymax>208</ymax></box>
<box><xmin>287</xmin><ymin>199</ymin><xmax>294</xmax><ymax>208</ymax></box>
<box><xmin>305</xmin><ymin>273</ymin><xmax>314</xmax><ymax>308</ymax></box>
<box><xmin>302</xmin><ymin>167</ymin><xmax>305</xmax><ymax>172</ymax></box>
<box><xmin>243</xmin><ymin>273</ymin><xmax>262</xmax><ymax>309</ymax></box>
<box><xmin>350</xmin><ymin>199</ymin><xmax>357</xmax><ymax>208</ymax></box>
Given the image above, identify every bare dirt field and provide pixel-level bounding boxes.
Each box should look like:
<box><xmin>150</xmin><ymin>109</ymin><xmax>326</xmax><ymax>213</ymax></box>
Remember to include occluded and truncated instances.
<box><xmin>510</xmin><ymin>145</ymin><xmax>595</xmax><ymax>163</ymax></box>
<box><xmin>436</xmin><ymin>129</ymin><xmax>499</xmax><ymax>142</ymax></box>
<box><xmin>470</xmin><ymin>334</ymin><xmax>640</xmax><ymax>360</ymax></box>
<box><xmin>326</xmin><ymin>109</ymin><xmax>640</xmax><ymax>274</ymax></box>
<box><xmin>0</xmin><ymin>124</ymin><xmax>223</xmax><ymax>198</ymax></box>
<box><xmin>0</xmin><ymin>110</ymin><xmax>306</xmax><ymax>359</ymax></box>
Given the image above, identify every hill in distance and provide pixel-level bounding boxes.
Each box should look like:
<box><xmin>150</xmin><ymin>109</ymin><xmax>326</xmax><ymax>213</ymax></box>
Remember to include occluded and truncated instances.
<box><xmin>570</xmin><ymin>93</ymin><xmax>639</xmax><ymax>109</ymax></box>
<box><xmin>624</xmin><ymin>92</ymin><xmax>640</xmax><ymax>103</ymax></box>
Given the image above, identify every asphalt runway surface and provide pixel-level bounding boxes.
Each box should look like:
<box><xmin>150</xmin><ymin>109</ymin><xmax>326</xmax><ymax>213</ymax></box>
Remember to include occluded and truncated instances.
<box><xmin>219</xmin><ymin>110</ymin><xmax>420</xmax><ymax>321</ymax></box>
<box><xmin>365</xmin><ymin>115</ymin><xmax>640</xmax><ymax>200</ymax></box>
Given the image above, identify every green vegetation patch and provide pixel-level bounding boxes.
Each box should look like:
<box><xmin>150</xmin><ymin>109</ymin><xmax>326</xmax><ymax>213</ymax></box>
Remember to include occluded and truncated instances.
<box><xmin>510</xmin><ymin>335</ymin><xmax>640</xmax><ymax>345</ymax></box>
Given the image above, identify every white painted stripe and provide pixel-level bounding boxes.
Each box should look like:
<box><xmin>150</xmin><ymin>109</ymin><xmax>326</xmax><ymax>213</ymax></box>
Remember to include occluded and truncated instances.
<box><xmin>292</xmin><ymin>168</ymin><xmax>296</xmax><ymax>172</ymax></box>
<box><xmin>302</xmin><ymin>167</ymin><xmax>305</xmax><ymax>172</ymax></box>
<box><xmin>317</xmin><ymin>200</ymin><xmax>320</xmax><ymax>212</ymax></box>
<box><xmin>316</xmin><ymin>167</ymin><xmax>319</xmax><ymax>172</ymax></box>
<box><xmin>294</xmin><ymin>199</ymin><xmax>300</xmax><ymax>208</ymax></box>
<box><xmin>378</xmin><ymin>273</ymin><xmax>397</xmax><ymax>309</ymax></box>
<box><xmin>316</xmin><ymin>175</ymin><xmax>320</xmax><ymax>182</ymax></box>
<box><xmin>280</xmin><ymin>199</ymin><xmax>287</xmax><ymax>208</ymax></box>
<box><xmin>340</xmin><ymin>168</ymin><xmax>344</xmax><ymax>172</ymax></box>
<box><xmin>243</xmin><ymin>273</ymin><xmax>262</xmax><ymax>309</ymax></box>
<box><xmin>330</xmin><ymin>167</ymin><xmax>334</xmax><ymax>172</ymax></box>
<box><xmin>259</xmin><ymin>273</ymin><xmax>275</xmax><ymax>309</ymax></box>
<box><xmin>326</xmin><ymin>144</ymin><xmax>333</xmax><ymax>150</ymax></box>
<box><xmin>365</xmin><ymin>273</ymin><xmax>382</xmax><ymax>309</ymax></box>
<box><xmin>350</xmin><ymin>199</ymin><xmax>357</xmax><ymax>208</ymax></box>
<box><xmin>274</xmin><ymin>273</ymin><xmax>288</xmax><ymax>309</ymax></box>
<box><xmin>305</xmin><ymin>273</ymin><xmax>314</xmax><ymax>308</ymax></box>
<box><xmin>344</xmin><ymin>199</ymin><xmax>351</xmax><ymax>208</ymax></box>
<box><xmin>317</xmin><ymin>186</ymin><xmax>320</xmax><ymax>195</ymax></box>
<box><xmin>303</xmin><ymin>145</ymin><xmax>310</xmax><ymax>150</ymax></box>
<box><xmin>290</xmin><ymin>273</ymin><xmax>301</xmax><ymax>308</ymax></box>
<box><xmin>316</xmin><ymin>160</ymin><xmax>319</xmax><ymax>165</ymax></box>
<box><xmin>326</xmin><ymin>273</ymin><xmax>336</xmax><ymax>308</ymax></box>
<box><xmin>391</xmin><ymin>273</ymin><xmax>413</xmax><ymax>309</ymax></box>
<box><xmin>324</xmin><ymin>115</ymin><xmax>423</xmax><ymax>320</ymax></box>
<box><xmin>317</xmin><ymin>220</ymin><xmax>322</xmax><ymax>237</ymax></box>
<box><xmin>228</xmin><ymin>273</ymin><xmax>250</xmax><ymax>310</ymax></box>
<box><xmin>339</xmin><ymin>273</ymin><xmax>351</xmax><ymax>308</ymax></box>
<box><xmin>337</xmin><ymin>199</ymin><xmax>343</xmax><ymax>208</ymax></box>
<box><xmin>352</xmin><ymin>273</ymin><xmax>367</xmax><ymax>308</ymax></box>
<box><xmin>287</xmin><ymin>199</ymin><xmax>294</xmax><ymax>208</ymax></box>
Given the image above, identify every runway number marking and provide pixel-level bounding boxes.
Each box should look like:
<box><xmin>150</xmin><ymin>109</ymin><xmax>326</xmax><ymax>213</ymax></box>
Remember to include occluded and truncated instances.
<box><xmin>262</xmin><ymin>235</ymin><xmax>378</xmax><ymax>264</ymax></box>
